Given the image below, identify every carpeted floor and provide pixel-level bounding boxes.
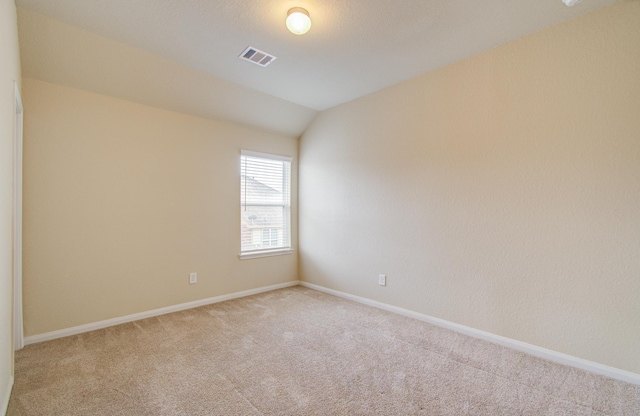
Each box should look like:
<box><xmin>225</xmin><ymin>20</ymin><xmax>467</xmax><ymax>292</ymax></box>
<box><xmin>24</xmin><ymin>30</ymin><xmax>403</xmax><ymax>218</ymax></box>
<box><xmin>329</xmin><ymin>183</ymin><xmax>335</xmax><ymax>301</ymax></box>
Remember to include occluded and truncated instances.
<box><xmin>7</xmin><ymin>286</ymin><xmax>640</xmax><ymax>415</ymax></box>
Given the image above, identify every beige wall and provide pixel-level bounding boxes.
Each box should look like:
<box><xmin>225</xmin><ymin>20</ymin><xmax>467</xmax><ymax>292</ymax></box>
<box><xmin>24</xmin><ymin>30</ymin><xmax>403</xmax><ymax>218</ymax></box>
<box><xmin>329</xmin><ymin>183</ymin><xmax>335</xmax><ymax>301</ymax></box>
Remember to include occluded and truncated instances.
<box><xmin>299</xmin><ymin>2</ymin><xmax>640</xmax><ymax>374</ymax></box>
<box><xmin>22</xmin><ymin>78</ymin><xmax>298</xmax><ymax>337</ymax></box>
<box><xmin>1</xmin><ymin>0</ymin><xmax>21</xmax><ymax>410</ymax></box>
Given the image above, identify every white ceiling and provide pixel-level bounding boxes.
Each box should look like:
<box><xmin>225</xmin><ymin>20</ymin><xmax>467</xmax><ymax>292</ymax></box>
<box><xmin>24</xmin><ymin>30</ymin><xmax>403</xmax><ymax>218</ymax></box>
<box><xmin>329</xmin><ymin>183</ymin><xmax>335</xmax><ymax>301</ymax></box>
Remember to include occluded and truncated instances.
<box><xmin>16</xmin><ymin>0</ymin><xmax>618</xmax><ymax>133</ymax></box>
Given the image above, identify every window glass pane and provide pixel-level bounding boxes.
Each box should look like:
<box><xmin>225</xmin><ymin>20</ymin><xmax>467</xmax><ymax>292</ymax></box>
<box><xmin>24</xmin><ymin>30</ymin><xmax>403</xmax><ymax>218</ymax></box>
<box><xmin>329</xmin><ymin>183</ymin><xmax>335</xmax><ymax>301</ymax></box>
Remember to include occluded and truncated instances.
<box><xmin>240</xmin><ymin>151</ymin><xmax>291</xmax><ymax>253</ymax></box>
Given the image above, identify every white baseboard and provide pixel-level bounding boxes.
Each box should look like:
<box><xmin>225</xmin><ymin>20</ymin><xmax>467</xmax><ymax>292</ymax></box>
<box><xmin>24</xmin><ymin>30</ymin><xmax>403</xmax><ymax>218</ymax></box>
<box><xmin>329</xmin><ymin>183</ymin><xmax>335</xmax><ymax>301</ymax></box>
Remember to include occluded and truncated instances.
<box><xmin>1</xmin><ymin>376</ymin><xmax>13</xmax><ymax>416</ymax></box>
<box><xmin>300</xmin><ymin>282</ymin><xmax>640</xmax><ymax>386</ymax></box>
<box><xmin>21</xmin><ymin>279</ymin><xmax>640</xmax><ymax>386</ymax></box>
<box><xmin>24</xmin><ymin>281</ymin><xmax>299</xmax><ymax>346</ymax></box>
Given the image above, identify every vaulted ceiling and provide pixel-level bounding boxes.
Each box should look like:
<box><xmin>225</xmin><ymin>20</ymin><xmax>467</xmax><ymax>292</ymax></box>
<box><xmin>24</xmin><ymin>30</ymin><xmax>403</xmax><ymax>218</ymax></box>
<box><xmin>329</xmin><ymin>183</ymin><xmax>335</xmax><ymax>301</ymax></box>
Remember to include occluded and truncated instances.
<box><xmin>16</xmin><ymin>0</ymin><xmax>617</xmax><ymax>136</ymax></box>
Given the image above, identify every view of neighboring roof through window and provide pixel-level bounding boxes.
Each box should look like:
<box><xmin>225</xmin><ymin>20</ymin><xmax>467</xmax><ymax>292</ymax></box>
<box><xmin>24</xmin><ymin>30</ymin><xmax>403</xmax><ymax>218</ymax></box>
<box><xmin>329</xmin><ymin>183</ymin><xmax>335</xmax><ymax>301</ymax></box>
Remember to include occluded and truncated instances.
<box><xmin>240</xmin><ymin>150</ymin><xmax>292</xmax><ymax>259</ymax></box>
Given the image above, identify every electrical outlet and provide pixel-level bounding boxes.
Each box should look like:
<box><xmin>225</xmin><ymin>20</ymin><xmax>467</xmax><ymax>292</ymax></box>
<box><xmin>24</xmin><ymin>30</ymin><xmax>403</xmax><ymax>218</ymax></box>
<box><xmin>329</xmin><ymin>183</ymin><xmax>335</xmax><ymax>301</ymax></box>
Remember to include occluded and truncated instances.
<box><xmin>378</xmin><ymin>274</ymin><xmax>386</xmax><ymax>286</ymax></box>
<box><xmin>189</xmin><ymin>272</ymin><xmax>197</xmax><ymax>284</ymax></box>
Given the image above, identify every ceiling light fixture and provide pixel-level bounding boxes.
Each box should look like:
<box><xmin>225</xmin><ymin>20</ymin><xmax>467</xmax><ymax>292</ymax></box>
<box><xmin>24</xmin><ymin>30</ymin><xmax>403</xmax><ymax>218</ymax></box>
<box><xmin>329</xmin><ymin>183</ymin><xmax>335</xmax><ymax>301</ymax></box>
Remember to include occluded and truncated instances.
<box><xmin>286</xmin><ymin>7</ymin><xmax>312</xmax><ymax>35</ymax></box>
<box><xmin>562</xmin><ymin>0</ymin><xmax>582</xmax><ymax>6</ymax></box>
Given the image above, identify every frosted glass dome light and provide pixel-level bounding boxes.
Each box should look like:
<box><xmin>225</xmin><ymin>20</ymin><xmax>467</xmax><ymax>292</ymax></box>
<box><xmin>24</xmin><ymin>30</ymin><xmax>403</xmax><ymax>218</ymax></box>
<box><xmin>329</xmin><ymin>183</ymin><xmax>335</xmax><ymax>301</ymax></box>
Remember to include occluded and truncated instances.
<box><xmin>286</xmin><ymin>8</ymin><xmax>312</xmax><ymax>35</ymax></box>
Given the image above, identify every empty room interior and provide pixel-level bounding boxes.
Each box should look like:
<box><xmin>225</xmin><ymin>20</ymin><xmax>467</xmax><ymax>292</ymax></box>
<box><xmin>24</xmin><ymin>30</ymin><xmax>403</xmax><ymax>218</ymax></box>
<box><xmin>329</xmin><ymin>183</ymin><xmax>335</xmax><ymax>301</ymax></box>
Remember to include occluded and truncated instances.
<box><xmin>1</xmin><ymin>0</ymin><xmax>640</xmax><ymax>414</ymax></box>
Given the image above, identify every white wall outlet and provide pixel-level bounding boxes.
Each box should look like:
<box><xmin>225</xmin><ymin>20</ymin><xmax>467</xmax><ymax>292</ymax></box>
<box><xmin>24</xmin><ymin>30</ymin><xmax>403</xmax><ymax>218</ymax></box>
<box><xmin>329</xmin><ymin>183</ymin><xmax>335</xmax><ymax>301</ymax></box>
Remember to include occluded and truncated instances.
<box><xmin>189</xmin><ymin>272</ymin><xmax>197</xmax><ymax>284</ymax></box>
<box><xmin>378</xmin><ymin>274</ymin><xmax>386</xmax><ymax>286</ymax></box>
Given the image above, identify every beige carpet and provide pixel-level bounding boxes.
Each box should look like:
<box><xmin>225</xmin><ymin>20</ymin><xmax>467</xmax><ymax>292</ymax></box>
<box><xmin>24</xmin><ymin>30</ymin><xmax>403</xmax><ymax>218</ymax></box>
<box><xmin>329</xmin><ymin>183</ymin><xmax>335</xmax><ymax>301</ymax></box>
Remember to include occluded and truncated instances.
<box><xmin>7</xmin><ymin>286</ymin><xmax>639</xmax><ymax>415</ymax></box>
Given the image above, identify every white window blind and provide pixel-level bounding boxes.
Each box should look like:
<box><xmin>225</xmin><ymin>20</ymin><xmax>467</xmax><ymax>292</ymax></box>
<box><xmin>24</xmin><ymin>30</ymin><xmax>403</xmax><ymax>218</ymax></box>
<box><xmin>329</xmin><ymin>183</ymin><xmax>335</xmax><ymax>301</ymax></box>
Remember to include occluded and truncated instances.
<box><xmin>240</xmin><ymin>151</ymin><xmax>291</xmax><ymax>256</ymax></box>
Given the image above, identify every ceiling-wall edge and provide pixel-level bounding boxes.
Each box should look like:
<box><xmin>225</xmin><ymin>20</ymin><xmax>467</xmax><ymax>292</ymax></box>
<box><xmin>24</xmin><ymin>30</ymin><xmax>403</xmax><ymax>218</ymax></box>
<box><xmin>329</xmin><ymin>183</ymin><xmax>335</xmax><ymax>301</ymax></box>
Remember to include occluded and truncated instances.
<box><xmin>17</xmin><ymin>8</ymin><xmax>318</xmax><ymax>138</ymax></box>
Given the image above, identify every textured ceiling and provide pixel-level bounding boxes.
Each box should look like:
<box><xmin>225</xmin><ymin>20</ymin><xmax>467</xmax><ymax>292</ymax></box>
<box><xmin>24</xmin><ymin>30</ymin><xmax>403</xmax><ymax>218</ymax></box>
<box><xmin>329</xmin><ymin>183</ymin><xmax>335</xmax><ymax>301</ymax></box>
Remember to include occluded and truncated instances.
<box><xmin>16</xmin><ymin>0</ymin><xmax>618</xmax><ymax>133</ymax></box>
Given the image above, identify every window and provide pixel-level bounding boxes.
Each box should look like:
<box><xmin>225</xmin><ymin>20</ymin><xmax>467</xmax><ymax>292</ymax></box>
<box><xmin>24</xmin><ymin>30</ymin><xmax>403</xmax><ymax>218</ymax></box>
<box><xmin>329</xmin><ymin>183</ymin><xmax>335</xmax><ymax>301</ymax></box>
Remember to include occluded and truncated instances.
<box><xmin>240</xmin><ymin>150</ymin><xmax>292</xmax><ymax>258</ymax></box>
<box><xmin>262</xmin><ymin>228</ymin><xmax>279</xmax><ymax>247</ymax></box>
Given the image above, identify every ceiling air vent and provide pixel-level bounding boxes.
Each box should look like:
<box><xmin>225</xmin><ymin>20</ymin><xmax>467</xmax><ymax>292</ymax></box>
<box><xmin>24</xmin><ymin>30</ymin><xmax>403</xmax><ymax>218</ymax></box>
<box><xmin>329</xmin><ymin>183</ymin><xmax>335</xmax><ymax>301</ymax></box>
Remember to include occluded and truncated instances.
<box><xmin>239</xmin><ymin>46</ymin><xmax>277</xmax><ymax>67</ymax></box>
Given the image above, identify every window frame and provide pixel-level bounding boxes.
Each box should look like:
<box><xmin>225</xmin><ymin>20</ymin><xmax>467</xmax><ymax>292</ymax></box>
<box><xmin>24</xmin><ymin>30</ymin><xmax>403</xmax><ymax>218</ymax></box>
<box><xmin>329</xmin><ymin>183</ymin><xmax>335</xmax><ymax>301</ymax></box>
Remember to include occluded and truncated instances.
<box><xmin>239</xmin><ymin>150</ymin><xmax>293</xmax><ymax>260</ymax></box>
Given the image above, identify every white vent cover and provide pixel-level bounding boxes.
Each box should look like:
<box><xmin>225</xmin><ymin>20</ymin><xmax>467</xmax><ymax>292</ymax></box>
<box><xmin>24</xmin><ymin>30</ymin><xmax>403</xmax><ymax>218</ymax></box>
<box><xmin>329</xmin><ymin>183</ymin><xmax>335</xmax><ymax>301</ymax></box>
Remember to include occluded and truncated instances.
<box><xmin>239</xmin><ymin>46</ymin><xmax>277</xmax><ymax>67</ymax></box>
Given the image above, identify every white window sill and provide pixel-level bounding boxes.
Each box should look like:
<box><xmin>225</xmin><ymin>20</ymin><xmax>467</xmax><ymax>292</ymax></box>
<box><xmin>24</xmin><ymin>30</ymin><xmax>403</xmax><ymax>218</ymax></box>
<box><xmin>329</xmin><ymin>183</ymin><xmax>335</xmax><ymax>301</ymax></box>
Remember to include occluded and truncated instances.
<box><xmin>239</xmin><ymin>249</ymin><xmax>294</xmax><ymax>260</ymax></box>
